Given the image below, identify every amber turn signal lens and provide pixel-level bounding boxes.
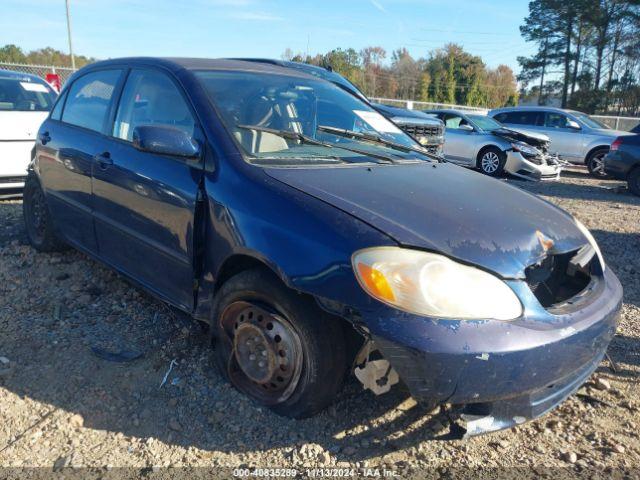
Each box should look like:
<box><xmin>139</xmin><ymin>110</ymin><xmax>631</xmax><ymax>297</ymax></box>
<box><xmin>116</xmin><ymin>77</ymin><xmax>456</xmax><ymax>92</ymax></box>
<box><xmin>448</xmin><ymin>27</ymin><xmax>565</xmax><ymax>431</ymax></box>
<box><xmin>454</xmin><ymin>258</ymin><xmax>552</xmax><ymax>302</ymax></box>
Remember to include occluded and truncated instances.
<box><xmin>356</xmin><ymin>262</ymin><xmax>396</xmax><ymax>302</ymax></box>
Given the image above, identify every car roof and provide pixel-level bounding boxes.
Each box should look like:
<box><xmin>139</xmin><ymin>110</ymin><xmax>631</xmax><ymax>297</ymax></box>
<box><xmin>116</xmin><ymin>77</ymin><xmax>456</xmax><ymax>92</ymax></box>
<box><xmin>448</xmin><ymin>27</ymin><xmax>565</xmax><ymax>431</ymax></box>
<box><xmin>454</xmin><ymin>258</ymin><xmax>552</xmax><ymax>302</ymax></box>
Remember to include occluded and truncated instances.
<box><xmin>0</xmin><ymin>68</ymin><xmax>48</xmax><ymax>83</ymax></box>
<box><xmin>80</xmin><ymin>57</ymin><xmax>318</xmax><ymax>80</ymax></box>
<box><xmin>490</xmin><ymin>106</ymin><xmax>580</xmax><ymax>114</ymax></box>
<box><xmin>424</xmin><ymin>109</ymin><xmax>472</xmax><ymax>116</ymax></box>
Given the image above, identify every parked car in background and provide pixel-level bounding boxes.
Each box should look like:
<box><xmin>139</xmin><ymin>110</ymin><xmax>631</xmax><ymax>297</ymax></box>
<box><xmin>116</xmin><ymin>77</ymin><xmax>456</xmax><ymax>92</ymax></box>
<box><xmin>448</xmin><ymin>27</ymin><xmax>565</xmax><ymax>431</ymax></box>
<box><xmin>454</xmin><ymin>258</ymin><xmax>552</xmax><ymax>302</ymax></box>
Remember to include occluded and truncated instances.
<box><xmin>236</xmin><ymin>59</ymin><xmax>445</xmax><ymax>155</ymax></box>
<box><xmin>489</xmin><ymin>107</ymin><xmax>634</xmax><ymax>178</ymax></box>
<box><xmin>25</xmin><ymin>58</ymin><xmax>622</xmax><ymax>437</ymax></box>
<box><xmin>604</xmin><ymin>135</ymin><xmax>640</xmax><ymax>196</ymax></box>
<box><xmin>0</xmin><ymin>69</ymin><xmax>57</xmax><ymax>196</ymax></box>
<box><xmin>424</xmin><ymin>109</ymin><xmax>563</xmax><ymax>180</ymax></box>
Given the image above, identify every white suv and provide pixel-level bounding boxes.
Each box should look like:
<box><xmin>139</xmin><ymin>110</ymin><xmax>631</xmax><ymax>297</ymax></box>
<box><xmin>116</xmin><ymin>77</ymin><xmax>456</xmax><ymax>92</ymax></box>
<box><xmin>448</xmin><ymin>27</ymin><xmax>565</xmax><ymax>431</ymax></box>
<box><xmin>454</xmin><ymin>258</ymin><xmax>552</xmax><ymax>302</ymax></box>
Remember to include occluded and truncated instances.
<box><xmin>0</xmin><ymin>69</ymin><xmax>57</xmax><ymax>195</ymax></box>
<box><xmin>489</xmin><ymin>107</ymin><xmax>633</xmax><ymax>178</ymax></box>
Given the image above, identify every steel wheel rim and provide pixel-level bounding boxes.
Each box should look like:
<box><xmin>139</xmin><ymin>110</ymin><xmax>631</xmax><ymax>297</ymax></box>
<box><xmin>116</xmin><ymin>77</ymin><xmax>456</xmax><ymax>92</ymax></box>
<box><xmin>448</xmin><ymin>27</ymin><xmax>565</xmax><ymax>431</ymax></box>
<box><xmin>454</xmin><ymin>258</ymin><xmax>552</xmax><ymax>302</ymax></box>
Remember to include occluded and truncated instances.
<box><xmin>482</xmin><ymin>152</ymin><xmax>500</xmax><ymax>173</ymax></box>
<box><xmin>219</xmin><ymin>300</ymin><xmax>303</xmax><ymax>405</ymax></box>
<box><xmin>592</xmin><ymin>153</ymin><xmax>607</xmax><ymax>176</ymax></box>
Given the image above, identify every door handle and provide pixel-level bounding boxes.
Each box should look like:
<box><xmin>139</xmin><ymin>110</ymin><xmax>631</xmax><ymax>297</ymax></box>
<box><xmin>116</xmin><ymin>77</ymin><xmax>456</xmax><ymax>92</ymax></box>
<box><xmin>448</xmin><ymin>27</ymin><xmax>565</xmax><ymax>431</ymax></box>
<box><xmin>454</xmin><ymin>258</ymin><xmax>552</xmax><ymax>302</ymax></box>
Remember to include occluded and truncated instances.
<box><xmin>95</xmin><ymin>151</ymin><xmax>113</xmax><ymax>169</ymax></box>
<box><xmin>39</xmin><ymin>131</ymin><xmax>51</xmax><ymax>145</ymax></box>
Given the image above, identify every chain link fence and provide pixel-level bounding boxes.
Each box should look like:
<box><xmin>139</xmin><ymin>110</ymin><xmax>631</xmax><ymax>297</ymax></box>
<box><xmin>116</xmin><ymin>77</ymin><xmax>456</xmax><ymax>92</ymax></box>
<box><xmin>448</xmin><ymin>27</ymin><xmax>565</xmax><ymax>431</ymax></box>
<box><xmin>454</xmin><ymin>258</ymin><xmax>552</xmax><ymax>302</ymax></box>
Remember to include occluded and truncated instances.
<box><xmin>371</xmin><ymin>97</ymin><xmax>640</xmax><ymax>131</ymax></box>
<box><xmin>0</xmin><ymin>62</ymin><xmax>76</xmax><ymax>85</ymax></box>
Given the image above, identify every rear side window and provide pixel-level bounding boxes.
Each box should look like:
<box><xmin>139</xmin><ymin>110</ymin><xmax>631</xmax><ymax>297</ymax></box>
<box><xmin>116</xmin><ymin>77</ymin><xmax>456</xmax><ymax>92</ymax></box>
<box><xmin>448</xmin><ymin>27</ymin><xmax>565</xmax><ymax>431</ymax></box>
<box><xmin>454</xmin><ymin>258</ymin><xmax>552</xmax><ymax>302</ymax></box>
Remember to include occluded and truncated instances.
<box><xmin>0</xmin><ymin>77</ymin><xmax>56</xmax><ymax>111</ymax></box>
<box><xmin>495</xmin><ymin>111</ymin><xmax>543</xmax><ymax>126</ymax></box>
<box><xmin>113</xmin><ymin>69</ymin><xmax>195</xmax><ymax>141</ymax></box>
<box><xmin>50</xmin><ymin>90</ymin><xmax>68</xmax><ymax>120</ymax></box>
<box><xmin>62</xmin><ymin>69</ymin><xmax>122</xmax><ymax>133</ymax></box>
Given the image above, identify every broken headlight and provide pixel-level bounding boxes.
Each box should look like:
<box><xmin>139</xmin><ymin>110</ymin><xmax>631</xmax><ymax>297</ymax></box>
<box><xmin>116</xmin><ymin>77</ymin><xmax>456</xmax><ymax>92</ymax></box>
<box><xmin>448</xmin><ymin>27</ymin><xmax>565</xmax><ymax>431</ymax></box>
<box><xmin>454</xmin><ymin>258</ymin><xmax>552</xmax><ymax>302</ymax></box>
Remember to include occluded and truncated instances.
<box><xmin>352</xmin><ymin>247</ymin><xmax>522</xmax><ymax>320</ymax></box>
<box><xmin>511</xmin><ymin>142</ymin><xmax>540</xmax><ymax>157</ymax></box>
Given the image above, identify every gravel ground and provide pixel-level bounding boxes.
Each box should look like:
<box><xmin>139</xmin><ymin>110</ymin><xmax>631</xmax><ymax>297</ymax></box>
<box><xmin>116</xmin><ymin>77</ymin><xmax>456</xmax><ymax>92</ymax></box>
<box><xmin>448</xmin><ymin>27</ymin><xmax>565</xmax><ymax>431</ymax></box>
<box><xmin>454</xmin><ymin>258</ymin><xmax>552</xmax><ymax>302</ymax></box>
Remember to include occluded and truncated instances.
<box><xmin>0</xmin><ymin>169</ymin><xmax>639</xmax><ymax>478</ymax></box>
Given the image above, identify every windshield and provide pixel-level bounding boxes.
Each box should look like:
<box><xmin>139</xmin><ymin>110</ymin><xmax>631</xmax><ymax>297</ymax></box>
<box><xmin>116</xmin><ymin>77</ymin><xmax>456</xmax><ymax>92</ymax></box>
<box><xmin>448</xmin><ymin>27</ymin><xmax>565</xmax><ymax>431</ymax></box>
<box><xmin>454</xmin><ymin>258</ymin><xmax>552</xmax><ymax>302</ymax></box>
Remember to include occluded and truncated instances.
<box><xmin>0</xmin><ymin>77</ymin><xmax>56</xmax><ymax>112</ymax></box>
<box><xmin>195</xmin><ymin>70</ymin><xmax>426</xmax><ymax>165</ymax></box>
<box><xmin>572</xmin><ymin>112</ymin><xmax>609</xmax><ymax>129</ymax></box>
<box><xmin>468</xmin><ymin>114</ymin><xmax>503</xmax><ymax>131</ymax></box>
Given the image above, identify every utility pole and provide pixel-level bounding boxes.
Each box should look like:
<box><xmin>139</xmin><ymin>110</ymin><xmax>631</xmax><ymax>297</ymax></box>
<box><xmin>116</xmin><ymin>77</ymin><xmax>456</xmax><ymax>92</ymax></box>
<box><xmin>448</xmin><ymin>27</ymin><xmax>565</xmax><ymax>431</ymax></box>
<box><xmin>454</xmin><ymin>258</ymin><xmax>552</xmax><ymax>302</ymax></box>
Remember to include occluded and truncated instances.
<box><xmin>65</xmin><ymin>0</ymin><xmax>76</xmax><ymax>69</ymax></box>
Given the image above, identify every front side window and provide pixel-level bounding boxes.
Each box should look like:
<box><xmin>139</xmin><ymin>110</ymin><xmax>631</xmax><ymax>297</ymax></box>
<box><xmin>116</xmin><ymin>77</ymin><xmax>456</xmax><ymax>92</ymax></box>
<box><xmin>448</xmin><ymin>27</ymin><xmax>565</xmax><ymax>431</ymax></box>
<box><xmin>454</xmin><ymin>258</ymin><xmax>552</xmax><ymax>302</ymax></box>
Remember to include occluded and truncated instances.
<box><xmin>62</xmin><ymin>69</ymin><xmax>122</xmax><ymax>133</ymax></box>
<box><xmin>0</xmin><ymin>77</ymin><xmax>56</xmax><ymax>112</ymax></box>
<box><xmin>545</xmin><ymin>112</ymin><xmax>570</xmax><ymax>129</ymax></box>
<box><xmin>444</xmin><ymin>114</ymin><xmax>472</xmax><ymax>129</ymax></box>
<box><xmin>195</xmin><ymin>70</ymin><xmax>427</xmax><ymax>166</ymax></box>
<box><xmin>113</xmin><ymin>69</ymin><xmax>195</xmax><ymax>141</ymax></box>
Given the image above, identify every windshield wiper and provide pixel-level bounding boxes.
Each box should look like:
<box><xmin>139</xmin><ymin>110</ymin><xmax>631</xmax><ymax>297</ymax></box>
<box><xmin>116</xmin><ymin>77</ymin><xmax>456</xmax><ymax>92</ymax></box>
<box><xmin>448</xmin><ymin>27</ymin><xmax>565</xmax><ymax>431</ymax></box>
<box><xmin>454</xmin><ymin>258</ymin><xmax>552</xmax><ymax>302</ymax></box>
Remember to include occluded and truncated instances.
<box><xmin>238</xmin><ymin>124</ymin><xmax>328</xmax><ymax>147</ymax></box>
<box><xmin>237</xmin><ymin>124</ymin><xmax>396</xmax><ymax>164</ymax></box>
<box><xmin>317</xmin><ymin>125</ymin><xmax>440</xmax><ymax>161</ymax></box>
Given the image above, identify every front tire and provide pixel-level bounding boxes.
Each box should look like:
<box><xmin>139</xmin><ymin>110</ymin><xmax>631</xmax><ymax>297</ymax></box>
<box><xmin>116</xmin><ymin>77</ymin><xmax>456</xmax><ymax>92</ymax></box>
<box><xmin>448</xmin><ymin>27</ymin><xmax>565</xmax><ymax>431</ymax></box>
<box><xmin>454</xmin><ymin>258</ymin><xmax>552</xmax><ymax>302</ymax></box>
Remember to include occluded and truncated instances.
<box><xmin>477</xmin><ymin>147</ymin><xmax>506</xmax><ymax>177</ymax></box>
<box><xmin>22</xmin><ymin>173</ymin><xmax>67</xmax><ymax>252</ymax></box>
<box><xmin>211</xmin><ymin>268</ymin><xmax>346</xmax><ymax>418</ymax></box>
<box><xmin>586</xmin><ymin>148</ymin><xmax>611</xmax><ymax>178</ymax></box>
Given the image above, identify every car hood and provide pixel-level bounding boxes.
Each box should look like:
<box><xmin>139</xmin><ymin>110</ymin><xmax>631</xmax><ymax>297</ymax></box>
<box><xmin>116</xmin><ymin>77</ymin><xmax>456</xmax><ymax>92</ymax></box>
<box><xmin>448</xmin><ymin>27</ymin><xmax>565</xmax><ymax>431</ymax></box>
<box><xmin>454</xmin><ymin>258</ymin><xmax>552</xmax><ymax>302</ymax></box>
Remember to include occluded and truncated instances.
<box><xmin>0</xmin><ymin>111</ymin><xmax>49</xmax><ymax>141</ymax></box>
<box><xmin>492</xmin><ymin>127</ymin><xmax>549</xmax><ymax>148</ymax></box>
<box><xmin>264</xmin><ymin>162</ymin><xmax>588</xmax><ymax>279</ymax></box>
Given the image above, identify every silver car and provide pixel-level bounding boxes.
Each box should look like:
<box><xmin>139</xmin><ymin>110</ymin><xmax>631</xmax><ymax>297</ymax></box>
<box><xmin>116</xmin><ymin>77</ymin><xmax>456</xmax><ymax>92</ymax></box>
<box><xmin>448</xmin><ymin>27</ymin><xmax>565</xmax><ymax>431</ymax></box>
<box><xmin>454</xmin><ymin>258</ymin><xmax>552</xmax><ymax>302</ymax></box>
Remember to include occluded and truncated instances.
<box><xmin>489</xmin><ymin>106</ymin><xmax>634</xmax><ymax>178</ymax></box>
<box><xmin>425</xmin><ymin>109</ymin><xmax>563</xmax><ymax>181</ymax></box>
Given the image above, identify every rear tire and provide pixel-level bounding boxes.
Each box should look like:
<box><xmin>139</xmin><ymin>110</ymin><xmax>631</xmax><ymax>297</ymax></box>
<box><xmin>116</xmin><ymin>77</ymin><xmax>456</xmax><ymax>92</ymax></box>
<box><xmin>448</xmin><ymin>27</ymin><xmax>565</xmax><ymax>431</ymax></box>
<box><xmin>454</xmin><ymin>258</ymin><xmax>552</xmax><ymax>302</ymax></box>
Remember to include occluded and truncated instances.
<box><xmin>586</xmin><ymin>148</ymin><xmax>611</xmax><ymax>179</ymax></box>
<box><xmin>210</xmin><ymin>267</ymin><xmax>346</xmax><ymax>418</ymax></box>
<box><xmin>477</xmin><ymin>147</ymin><xmax>506</xmax><ymax>177</ymax></box>
<box><xmin>628</xmin><ymin>168</ymin><xmax>640</xmax><ymax>196</ymax></box>
<box><xmin>22</xmin><ymin>173</ymin><xmax>67</xmax><ymax>252</ymax></box>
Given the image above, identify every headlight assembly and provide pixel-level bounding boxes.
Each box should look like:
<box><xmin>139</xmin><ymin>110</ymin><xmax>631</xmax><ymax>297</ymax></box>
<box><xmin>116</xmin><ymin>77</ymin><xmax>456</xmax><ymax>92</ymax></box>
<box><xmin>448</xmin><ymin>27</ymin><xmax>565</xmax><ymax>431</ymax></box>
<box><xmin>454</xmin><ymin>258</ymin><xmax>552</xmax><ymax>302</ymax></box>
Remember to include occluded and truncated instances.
<box><xmin>575</xmin><ymin>219</ymin><xmax>605</xmax><ymax>272</ymax></box>
<box><xmin>352</xmin><ymin>247</ymin><xmax>523</xmax><ymax>320</ymax></box>
<box><xmin>511</xmin><ymin>142</ymin><xmax>540</xmax><ymax>157</ymax></box>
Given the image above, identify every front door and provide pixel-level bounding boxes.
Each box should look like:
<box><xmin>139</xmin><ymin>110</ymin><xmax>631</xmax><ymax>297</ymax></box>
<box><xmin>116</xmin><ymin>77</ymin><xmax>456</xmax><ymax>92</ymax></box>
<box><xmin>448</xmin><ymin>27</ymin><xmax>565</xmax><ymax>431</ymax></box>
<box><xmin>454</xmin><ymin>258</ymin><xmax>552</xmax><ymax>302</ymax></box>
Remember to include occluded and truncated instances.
<box><xmin>441</xmin><ymin>113</ymin><xmax>476</xmax><ymax>165</ymax></box>
<box><xmin>92</xmin><ymin>68</ymin><xmax>203</xmax><ymax>310</ymax></box>
<box><xmin>539</xmin><ymin>112</ymin><xmax>585</xmax><ymax>163</ymax></box>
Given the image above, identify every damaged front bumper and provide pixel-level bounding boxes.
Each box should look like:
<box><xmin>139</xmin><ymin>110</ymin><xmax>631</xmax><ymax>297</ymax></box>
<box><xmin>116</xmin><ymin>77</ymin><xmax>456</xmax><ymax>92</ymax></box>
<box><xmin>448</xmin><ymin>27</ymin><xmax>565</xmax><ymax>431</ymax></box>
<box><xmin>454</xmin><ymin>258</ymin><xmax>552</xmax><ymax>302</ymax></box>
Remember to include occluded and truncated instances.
<box><xmin>505</xmin><ymin>151</ymin><xmax>563</xmax><ymax>181</ymax></box>
<box><xmin>365</xmin><ymin>267</ymin><xmax>622</xmax><ymax>437</ymax></box>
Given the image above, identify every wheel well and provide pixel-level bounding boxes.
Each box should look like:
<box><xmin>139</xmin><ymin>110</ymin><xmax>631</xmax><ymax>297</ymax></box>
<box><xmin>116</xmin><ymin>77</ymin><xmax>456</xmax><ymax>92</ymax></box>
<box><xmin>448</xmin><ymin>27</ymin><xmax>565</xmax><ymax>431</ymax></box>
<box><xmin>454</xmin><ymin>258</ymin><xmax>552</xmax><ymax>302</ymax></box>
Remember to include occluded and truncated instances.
<box><xmin>476</xmin><ymin>144</ymin><xmax>503</xmax><ymax>166</ymax></box>
<box><xmin>213</xmin><ymin>254</ymin><xmax>366</xmax><ymax>366</ymax></box>
<box><xmin>214</xmin><ymin>254</ymin><xmax>273</xmax><ymax>292</ymax></box>
<box><xmin>586</xmin><ymin>145</ymin><xmax>609</xmax><ymax>163</ymax></box>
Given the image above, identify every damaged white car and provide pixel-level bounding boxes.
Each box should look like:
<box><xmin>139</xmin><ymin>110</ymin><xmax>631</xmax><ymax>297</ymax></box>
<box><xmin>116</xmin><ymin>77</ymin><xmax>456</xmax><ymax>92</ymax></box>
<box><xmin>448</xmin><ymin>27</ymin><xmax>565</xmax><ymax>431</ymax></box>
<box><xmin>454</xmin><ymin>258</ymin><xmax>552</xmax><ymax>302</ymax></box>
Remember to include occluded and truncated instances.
<box><xmin>424</xmin><ymin>109</ymin><xmax>564</xmax><ymax>180</ymax></box>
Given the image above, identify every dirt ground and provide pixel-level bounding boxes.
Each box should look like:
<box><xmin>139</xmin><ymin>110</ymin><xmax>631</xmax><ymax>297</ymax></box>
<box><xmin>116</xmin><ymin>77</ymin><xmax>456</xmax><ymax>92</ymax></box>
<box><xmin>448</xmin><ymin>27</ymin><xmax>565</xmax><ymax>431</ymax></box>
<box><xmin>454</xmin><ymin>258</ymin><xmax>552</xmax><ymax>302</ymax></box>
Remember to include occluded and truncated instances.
<box><xmin>0</xmin><ymin>168</ymin><xmax>639</xmax><ymax>479</ymax></box>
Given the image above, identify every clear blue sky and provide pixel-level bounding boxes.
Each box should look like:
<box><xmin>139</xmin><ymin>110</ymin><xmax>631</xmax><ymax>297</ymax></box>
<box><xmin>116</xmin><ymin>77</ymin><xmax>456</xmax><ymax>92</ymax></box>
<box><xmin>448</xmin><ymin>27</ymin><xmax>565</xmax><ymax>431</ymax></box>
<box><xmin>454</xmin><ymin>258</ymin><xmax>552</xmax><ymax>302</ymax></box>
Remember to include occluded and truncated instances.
<box><xmin>2</xmin><ymin>0</ymin><xmax>537</xmax><ymax>71</ymax></box>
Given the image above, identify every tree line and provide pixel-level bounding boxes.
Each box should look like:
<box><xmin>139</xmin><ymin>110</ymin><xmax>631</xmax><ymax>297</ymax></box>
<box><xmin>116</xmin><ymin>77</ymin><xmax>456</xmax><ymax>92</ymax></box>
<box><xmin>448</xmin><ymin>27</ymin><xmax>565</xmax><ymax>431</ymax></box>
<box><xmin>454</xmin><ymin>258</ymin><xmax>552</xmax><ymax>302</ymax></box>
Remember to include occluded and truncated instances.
<box><xmin>282</xmin><ymin>44</ymin><xmax>519</xmax><ymax>109</ymax></box>
<box><xmin>518</xmin><ymin>0</ymin><xmax>640</xmax><ymax>114</ymax></box>
<box><xmin>0</xmin><ymin>44</ymin><xmax>94</xmax><ymax>68</ymax></box>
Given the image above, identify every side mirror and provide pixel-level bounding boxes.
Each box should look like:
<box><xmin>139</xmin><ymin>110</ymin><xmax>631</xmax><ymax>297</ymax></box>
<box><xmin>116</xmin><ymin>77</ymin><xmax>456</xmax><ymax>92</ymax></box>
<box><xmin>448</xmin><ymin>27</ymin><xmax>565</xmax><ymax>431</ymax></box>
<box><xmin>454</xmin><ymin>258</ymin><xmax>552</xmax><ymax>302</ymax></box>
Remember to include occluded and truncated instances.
<box><xmin>132</xmin><ymin>125</ymin><xmax>200</xmax><ymax>158</ymax></box>
<box><xmin>458</xmin><ymin>124</ymin><xmax>474</xmax><ymax>132</ymax></box>
<box><xmin>567</xmin><ymin>120</ymin><xmax>581</xmax><ymax>130</ymax></box>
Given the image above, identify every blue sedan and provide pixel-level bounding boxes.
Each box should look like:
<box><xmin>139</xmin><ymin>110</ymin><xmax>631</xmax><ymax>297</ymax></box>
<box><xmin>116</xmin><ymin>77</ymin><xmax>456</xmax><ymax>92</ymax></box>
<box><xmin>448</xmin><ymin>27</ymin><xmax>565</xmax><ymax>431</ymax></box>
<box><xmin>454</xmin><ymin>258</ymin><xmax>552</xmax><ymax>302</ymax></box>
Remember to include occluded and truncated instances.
<box><xmin>23</xmin><ymin>58</ymin><xmax>622</xmax><ymax>436</ymax></box>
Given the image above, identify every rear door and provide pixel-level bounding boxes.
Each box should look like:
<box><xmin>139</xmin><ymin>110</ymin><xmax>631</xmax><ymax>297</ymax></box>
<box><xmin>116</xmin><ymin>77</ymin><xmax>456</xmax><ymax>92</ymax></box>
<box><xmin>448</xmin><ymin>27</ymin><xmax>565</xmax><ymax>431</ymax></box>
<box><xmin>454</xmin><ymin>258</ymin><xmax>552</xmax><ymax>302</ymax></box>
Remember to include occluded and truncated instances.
<box><xmin>92</xmin><ymin>67</ymin><xmax>203</xmax><ymax>310</ymax></box>
<box><xmin>37</xmin><ymin>68</ymin><xmax>123</xmax><ymax>252</ymax></box>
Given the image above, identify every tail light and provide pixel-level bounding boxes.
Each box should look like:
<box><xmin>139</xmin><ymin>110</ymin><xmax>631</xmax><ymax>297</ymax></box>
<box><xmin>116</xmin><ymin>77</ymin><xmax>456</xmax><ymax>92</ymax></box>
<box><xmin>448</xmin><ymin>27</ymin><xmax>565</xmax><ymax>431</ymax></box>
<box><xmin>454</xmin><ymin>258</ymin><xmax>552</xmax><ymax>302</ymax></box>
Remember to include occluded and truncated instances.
<box><xmin>611</xmin><ymin>138</ymin><xmax>623</xmax><ymax>151</ymax></box>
